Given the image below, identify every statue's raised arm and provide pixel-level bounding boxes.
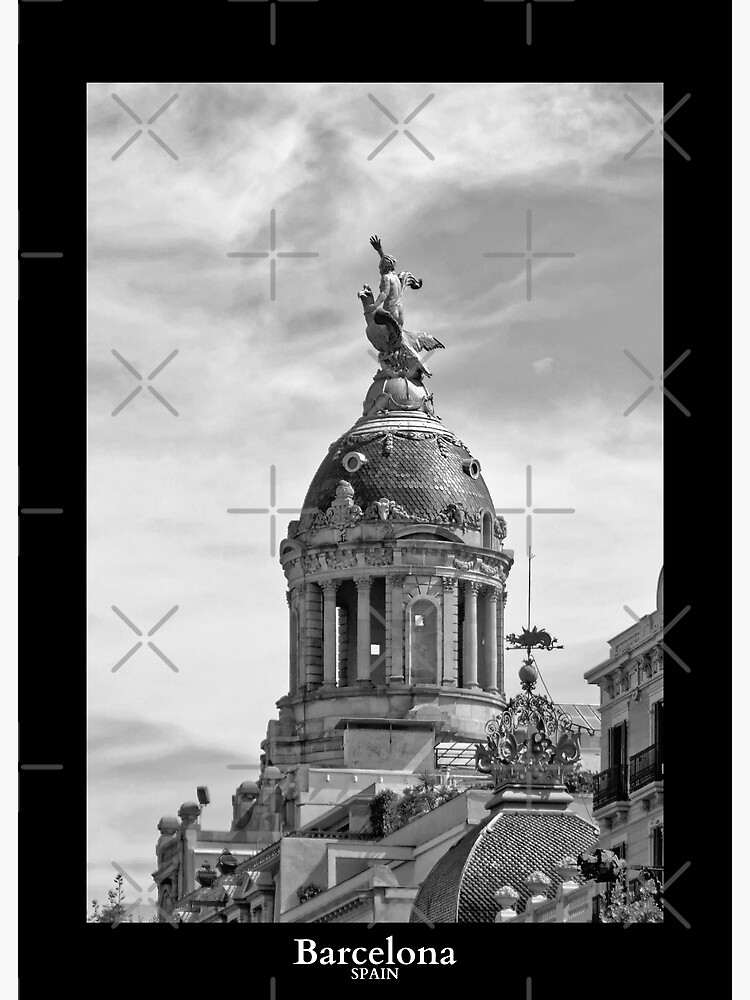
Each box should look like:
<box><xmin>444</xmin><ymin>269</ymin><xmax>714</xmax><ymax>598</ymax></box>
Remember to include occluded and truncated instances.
<box><xmin>368</xmin><ymin>235</ymin><xmax>423</xmax><ymax>326</ymax></box>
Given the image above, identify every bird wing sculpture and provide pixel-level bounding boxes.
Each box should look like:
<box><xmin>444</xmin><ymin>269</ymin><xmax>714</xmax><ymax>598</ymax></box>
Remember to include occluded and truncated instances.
<box><xmin>402</xmin><ymin>329</ymin><xmax>445</xmax><ymax>353</ymax></box>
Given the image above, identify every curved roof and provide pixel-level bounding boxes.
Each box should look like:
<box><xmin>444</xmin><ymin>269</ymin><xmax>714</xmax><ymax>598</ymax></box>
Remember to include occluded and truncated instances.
<box><xmin>303</xmin><ymin>415</ymin><xmax>494</xmax><ymax>525</ymax></box>
<box><xmin>412</xmin><ymin>809</ymin><xmax>597</xmax><ymax>923</ymax></box>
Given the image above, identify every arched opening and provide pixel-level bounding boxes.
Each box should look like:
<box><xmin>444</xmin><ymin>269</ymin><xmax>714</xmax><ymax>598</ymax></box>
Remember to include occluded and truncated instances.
<box><xmin>370</xmin><ymin>577</ymin><xmax>387</xmax><ymax>685</ymax></box>
<box><xmin>335</xmin><ymin>580</ymin><xmax>357</xmax><ymax>687</ymax></box>
<box><xmin>335</xmin><ymin>604</ymin><xmax>347</xmax><ymax>686</ymax></box>
<box><xmin>482</xmin><ymin>511</ymin><xmax>493</xmax><ymax>549</ymax></box>
<box><xmin>407</xmin><ymin>598</ymin><xmax>439</xmax><ymax>685</ymax></box>
<box><xmin>289</xmin><ymin>608</ymin><xmax>299</xmax><ymax>693</ymax></box>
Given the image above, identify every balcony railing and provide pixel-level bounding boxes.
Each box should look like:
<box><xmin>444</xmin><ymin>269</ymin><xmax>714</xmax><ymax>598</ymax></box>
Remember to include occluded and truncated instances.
<box><xmin>629</xmin><ymin>744</ymin><xmax>663</xmax><ymax>791</ymax></box>
<box><xmin>593</xmin><ymin>764</ymin><xmax>628</xmax><ymax>809</ymax></box>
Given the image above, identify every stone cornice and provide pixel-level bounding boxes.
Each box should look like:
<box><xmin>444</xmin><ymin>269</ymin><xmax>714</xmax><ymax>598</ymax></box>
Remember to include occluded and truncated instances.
<box><xmin>281</xmin><ymin>537</ymin><xmax>514</xmax><ymax>583</ymax></box>
<box><xmin>277</xmin><ymin>683</ymin><xmax>506</xmax><ymax>710</ymax></box>
<box><xmin>584</xmin><ymin>633</ymin><xmax>664</xmax><ymax>686</ymax></box>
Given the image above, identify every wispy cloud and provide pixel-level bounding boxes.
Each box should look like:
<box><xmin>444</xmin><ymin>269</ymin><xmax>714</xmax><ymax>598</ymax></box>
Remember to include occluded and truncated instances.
<box><xmin>532</xmin><ymin>357</ymin><xmax>554</xmax><ymax>374</ymax></box>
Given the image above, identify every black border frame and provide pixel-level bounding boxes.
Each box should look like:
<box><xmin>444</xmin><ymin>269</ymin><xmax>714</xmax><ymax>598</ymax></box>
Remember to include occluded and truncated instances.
<box><xmin>18</xmin><ymin>0</ymin><xmax>715</xmax><ymax>993</ymax></box>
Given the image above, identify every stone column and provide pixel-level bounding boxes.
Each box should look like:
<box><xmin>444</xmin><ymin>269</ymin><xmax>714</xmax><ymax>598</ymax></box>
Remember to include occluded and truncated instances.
<box><xmin>497</xmin><ymin>589</ymin><xmax>507</xmax><ymax>695</ymax></box>
<box><xmin>321</xmin><ymin>581</ymin><xmax>338</xmax><ymax>687</ymax></box>
<box><xmin>355</xmin><ymin>577</ymin><xmax>373</xmax><ymax>684</ymax></box>
<box><xmin>389</xmin><ymin>574</ymin><xmax>406</xmax><ymax>684</ymax></box>
<box><xmin>463</xmin><ymin>581</ymin><xmax>480</xmax><ymax>689</ymax></box>
<box><xmin>482</xmin><ymin>587</ymin><xmax>499</xmax><ymax>692</ymax></box>
<box><xmin>441</xmin><ymin>577</ymin><xmax>457</xmax><ymax>685</ymax></box>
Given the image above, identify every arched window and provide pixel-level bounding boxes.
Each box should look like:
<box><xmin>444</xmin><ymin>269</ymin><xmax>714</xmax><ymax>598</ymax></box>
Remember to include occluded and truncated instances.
<box><xmin>482</xmin><ymin>511</ymin><xmax>493</xmax><ymax>549</ymax></box>
<box><xmin>289</xmin><ymin>608</ymin><xmax>300</xmax><ymax>692</ymax></box>
<box><xmin>407</xmin><ymin>598</ymin><xmax>439</xmax><ymax>684</ymax></box>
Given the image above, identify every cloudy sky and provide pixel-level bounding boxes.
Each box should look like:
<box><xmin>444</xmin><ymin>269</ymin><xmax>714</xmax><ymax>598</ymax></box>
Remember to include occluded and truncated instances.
<box><xmin>87</xmin><ymin>82</ymin><xmax>663</xmax><ymax>912</ymax></box>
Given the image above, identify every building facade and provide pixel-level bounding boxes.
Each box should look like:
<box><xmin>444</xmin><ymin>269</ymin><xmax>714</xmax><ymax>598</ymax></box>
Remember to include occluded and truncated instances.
<box><xmin>151</xmin><ymin>238</ymin><xmax>605</xmax><ymax>923</ymax></box>
<box><xmin>584</xmin><ymin>570</ymin><xmax>664</xmax><ymax>870</ymax></box>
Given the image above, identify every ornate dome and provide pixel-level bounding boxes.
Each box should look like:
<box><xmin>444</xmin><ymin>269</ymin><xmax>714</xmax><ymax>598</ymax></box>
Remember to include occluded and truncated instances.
<box><xmin>303</xmin><ymin>413</ymin><xmax>494</xmax><ymax>528</ymax></box>
<box><xmin>411</xmin><ymin>809</ymin><xmax>597</xmax><ymax>923</ymax></box>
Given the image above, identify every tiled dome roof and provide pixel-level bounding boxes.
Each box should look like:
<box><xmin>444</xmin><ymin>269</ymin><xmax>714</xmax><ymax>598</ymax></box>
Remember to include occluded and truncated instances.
<box><xmin>411</xmin><ymin>809</ymin><xmax>597</xmax><ymax>923</ymax></box>
<box><xmin>303</xmin><ymin>414</ymin><xmax>494</xmax><ymax>525</ymax></box>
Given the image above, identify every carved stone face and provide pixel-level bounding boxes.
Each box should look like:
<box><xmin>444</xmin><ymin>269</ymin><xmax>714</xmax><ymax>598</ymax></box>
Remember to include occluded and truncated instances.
<box><xmin>335</xmin><ymin>480</ymin><xmax>355</xmax><ymax>500</ymax></box>
<box><xmin>375</xmin><ymin>499</ymin><xmax>391</xmax><ymax>520</ymax></box>
<box><xmin>379</xmin><ymin>258</ymin><xmax>395</xmax><ymax>274</ymax></box>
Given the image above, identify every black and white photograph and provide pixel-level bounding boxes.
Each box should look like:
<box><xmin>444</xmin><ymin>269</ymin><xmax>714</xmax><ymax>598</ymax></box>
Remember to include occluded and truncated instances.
<box><xmin>15</xmin><ymin>0</ymin><xmax>742</xmax><ymax>994</ymax></box>
<box><xmin>84</xmin><ymin>81</ymin><xmax>668</xmax><ymax>926</ymax></box>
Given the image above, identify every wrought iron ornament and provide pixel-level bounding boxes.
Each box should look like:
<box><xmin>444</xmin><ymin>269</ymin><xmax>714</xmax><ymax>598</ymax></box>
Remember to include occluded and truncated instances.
<box><xmin>477</xmin><ymin>688</ymin><xmax>582</xmax><ymax>783</ymax></box>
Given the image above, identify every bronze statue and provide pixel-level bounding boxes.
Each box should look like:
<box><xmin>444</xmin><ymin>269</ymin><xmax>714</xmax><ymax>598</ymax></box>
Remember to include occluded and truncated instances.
<box><xmin>358</xmin><ymin>235</ymin><xmax>444</xmax><ymax>381</ymax></box>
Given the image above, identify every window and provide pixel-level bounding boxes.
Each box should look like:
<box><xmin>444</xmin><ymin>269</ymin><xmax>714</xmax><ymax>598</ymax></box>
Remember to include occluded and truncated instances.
<box><xmin>609</xmin><ymin>721</ymin><xmax>628</xmax><ymax>769</ymax></box>
<box><xmin>652</xmin><ymin>825</ymin><xmax>664</xmax><ymax>868</ymax></box>
<box><xmin>482</xmin><ymin>511</ymin><xmax>493</xmax><ymax>549</ymax></box>
<box><xmin>370</xmin><ymin>643</ymin><xmax>381</xmax><ymax>656</ymax></box>
<box><xmin>612</xmin><ymin>842</ymin><xmax>627</xmax><ymax>861</ymax></box>
<box><xmin>289</xmin><ymin>608</ymin><xmax>300</xmax><ymax>691</ymax></box>
<box><xmin>407</xmin><ymin>598</ymin><xmax>438</xmax><ymax>684</ymax></box>
<box><xmin>654</xmin><ymin>699</ymin><xmax>664</xmax><ymax>760</ymax></box>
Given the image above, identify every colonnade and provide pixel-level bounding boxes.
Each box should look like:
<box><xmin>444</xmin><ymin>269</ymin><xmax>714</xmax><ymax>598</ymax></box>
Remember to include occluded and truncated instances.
<box><xmin>288</xmin><ymin>574</ymin><xmax>504</xmax><ymax>695</ymax></box>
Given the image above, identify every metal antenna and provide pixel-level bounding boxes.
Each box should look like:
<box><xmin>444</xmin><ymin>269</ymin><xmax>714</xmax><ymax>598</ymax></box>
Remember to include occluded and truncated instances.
<box><xmin>527</xmin><ymin>546</ymin><xmax>535</xmax><ymax>631</ymax></box>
